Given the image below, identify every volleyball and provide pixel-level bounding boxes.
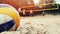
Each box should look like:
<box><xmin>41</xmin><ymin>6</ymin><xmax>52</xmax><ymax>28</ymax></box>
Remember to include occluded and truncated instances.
<box><xmin>0</xmin><ymin>4</ymin><xmax>20</xmax><ymax>32</ymax></box>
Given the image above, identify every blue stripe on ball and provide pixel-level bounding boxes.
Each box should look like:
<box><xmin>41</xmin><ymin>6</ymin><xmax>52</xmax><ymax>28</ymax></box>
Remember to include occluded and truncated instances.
<box><xmin>0</xmin><ymin>20</ymin><xmax>15</xmax><ymax>32</ymax></box>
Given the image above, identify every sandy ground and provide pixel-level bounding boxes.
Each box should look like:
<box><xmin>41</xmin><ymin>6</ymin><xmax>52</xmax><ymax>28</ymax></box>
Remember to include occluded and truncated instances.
<box><xmin>1</xmin><ymin>15</ymin><xmax>60</xmax><ymax>34</ymax></box>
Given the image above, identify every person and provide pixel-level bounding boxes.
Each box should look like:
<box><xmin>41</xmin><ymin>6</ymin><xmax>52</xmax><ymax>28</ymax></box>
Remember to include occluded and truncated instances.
<box><xmin>42</xmin><ymin>11</ymin><xmax>45</xmax><ymax>16</ymax></box>
<box><xmin>18</xmin><ymin>8</ymin><xmax>21</xmax><ymax>13</ymax></box>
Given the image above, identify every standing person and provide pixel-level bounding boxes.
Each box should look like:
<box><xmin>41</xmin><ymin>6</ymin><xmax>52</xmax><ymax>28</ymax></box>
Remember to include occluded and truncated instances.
<box><xmin>42</xmin><ymin>11</ymin><xmax>45</xmax><ymax>16</ymax></box>
<box><xmin>18</xmin><ymin>8</ymin><xmax>21</xmax><ymax>13</ymax></box>
<box><xmin>18</xmin><ymin>8</ymin><xmax>21</xmax><ymax>15</ymax></box>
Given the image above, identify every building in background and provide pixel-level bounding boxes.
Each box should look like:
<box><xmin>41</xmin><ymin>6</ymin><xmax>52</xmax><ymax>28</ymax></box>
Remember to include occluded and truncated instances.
<box><xmin>0</xmin><ymin>0</ymin><xmax>59</xmax><ymax>15</ymax></box>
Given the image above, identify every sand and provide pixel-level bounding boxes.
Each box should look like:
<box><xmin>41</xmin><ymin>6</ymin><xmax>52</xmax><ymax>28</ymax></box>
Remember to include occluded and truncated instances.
<box><xmin>1</xmin><ymin>15</ymin><xmax>60</xmax><ymax>34</ymax></box>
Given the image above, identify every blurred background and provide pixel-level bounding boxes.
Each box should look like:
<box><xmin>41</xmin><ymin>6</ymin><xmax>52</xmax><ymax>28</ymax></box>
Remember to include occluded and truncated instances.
<box><xmin>0</xmin><ymin>0</ymin><xmax>60</xmax><ymax>16</ymax></box>
<box><xmin>0</xmin><ymin>0</ymin><xmax>60</xmax><ymax>34</ymax></box>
